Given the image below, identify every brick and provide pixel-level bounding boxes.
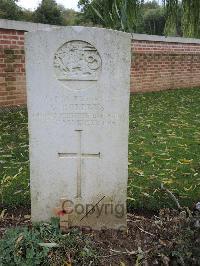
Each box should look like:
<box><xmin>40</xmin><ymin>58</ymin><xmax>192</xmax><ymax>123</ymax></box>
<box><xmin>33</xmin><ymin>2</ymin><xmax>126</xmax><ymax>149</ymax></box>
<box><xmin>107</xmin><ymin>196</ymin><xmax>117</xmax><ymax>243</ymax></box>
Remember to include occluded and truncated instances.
<box><xmin>0</xmin><ymin>100</ymin><xmax>14</xmax><ymax>105</ymax></box>
<box><xmin>0</xmin><ymin>40</ymin><xmax>11</xmax><ymax>45</ymax></box>
<box><xmin>6</xmin><ymin>86</ymin><xmax>16</xmax><ymax>91</ymax></box>
<box><xmin>3</xmin><ymin>35</ymin><xmax>19</xmax><ymax>40</ymax></box>
<box><xmin>5</xmin><ymin>77</ymin><xmax>16</xmax><ymax>81</ymax></box>
<box><xmin>131</xmin><ymin>39</ymin><xmax>200</xmax><ymax>93</ymax></box>
<box><xmin>0</xmin><ymin>28</ymin><xmax>200</xmax><ymax>104</ymax></box>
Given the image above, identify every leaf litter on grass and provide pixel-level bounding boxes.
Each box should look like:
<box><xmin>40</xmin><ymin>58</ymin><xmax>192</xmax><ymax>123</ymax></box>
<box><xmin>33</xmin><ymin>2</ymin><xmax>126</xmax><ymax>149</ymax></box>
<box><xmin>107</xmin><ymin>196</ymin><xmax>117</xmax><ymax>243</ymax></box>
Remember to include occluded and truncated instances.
<box><xmin>0</xmin><ymin>89</ymin><xmax>200</xmax><ymax>210</ymax></box>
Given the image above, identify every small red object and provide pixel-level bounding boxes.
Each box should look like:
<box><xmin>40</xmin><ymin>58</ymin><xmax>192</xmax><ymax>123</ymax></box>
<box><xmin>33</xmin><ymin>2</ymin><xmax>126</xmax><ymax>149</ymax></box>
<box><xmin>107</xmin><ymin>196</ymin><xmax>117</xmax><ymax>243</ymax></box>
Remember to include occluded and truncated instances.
<box><xmin>57</xmin><ymin>210</ymin><xmax>66</xmax><ymax>216</ymax></box>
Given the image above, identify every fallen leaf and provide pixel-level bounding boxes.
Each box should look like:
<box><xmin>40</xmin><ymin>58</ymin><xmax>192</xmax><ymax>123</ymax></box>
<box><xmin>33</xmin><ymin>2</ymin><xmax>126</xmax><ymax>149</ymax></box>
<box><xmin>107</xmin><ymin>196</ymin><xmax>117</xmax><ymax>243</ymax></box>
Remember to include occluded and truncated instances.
<box><xmin>0</xmin><ymin>209</ymin><xmax>7</xmax><ymax>219</ymax></box>
<box><xmin>178</xmin><ymin>159</ymin><xmax>193</xmax><ymax>164</ymax></box>
<box><xmin>24</xmin><ymin>215</ymin><xmax>31</xmax><ymax>219</ymax></box>
<box><xmin>38</xmin><ymin>243</ymin><xmax>59</xmax><ymax>248</ymax></box>
<box><xmin>15</xmin><ymin>234</ymin><xmax>24</xmax><ymax>246</ymax></box>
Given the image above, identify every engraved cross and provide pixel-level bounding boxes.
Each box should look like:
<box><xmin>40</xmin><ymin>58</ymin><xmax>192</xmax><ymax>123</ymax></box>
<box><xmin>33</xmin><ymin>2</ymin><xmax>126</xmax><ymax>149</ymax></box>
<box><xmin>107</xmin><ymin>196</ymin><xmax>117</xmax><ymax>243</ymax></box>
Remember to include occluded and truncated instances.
<box><xmin>58</xmin><ymin>130</ymin><xmax>100</xmax><ymax>198</ymax></box>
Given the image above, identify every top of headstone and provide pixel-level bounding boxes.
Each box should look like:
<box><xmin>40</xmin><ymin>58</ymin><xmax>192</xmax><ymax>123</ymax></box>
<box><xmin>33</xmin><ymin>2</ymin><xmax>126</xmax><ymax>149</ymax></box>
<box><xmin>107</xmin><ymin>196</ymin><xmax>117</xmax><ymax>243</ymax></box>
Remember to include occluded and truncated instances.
<box><xmin>25</xmin><ymin>25</ymin><xmax>132</xmax><ymax>39</ymax></box>
<box><xmin>25</xmin><ymin>26</ymin><xmax>131</xmax><ymax>89</ymax></box>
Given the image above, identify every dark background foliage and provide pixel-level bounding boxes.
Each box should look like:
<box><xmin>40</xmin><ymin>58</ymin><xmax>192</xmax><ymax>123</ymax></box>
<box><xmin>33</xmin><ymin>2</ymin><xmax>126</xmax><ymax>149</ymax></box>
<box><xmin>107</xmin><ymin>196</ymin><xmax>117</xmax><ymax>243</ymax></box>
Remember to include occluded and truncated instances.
<box><xmin>0</xmin><ymin>0</ymin><xmax>199</xmax><ymax>38</ymax></box>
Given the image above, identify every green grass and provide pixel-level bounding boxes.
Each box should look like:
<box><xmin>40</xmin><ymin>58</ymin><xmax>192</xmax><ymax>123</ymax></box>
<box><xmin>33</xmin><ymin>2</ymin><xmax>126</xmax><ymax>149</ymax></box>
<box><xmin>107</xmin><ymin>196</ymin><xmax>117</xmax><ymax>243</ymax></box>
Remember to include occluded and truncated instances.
<box><xmin>0</xmin><ymin>108</ymin><xmax>29</xmax><ymax>206</ymax></box>
<box><xmin>128</xmin><ymin>88</ymin><xmax>200</xmax><ymax>210</ymax></box>
<box><xmin>0</xmin><ymin>88</ymin><xmax>200</xmax><ymax>210</ymax></box>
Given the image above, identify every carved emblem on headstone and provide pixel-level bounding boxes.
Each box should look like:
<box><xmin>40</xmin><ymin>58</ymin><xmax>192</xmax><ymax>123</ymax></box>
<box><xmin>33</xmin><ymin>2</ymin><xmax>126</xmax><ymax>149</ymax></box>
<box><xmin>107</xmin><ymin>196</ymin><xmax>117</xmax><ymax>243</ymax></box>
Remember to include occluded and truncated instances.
<box><xmin>54</xmin><ymin>40</ymin><xmax>102</xmax><ymax>81</ymax></box>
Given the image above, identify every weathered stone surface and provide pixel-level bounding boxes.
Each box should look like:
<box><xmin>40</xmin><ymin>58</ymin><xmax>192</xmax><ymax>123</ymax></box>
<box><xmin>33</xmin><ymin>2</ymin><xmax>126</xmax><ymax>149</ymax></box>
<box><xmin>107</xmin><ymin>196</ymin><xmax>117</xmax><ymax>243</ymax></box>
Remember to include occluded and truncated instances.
<box><xmin>25</xmin><ymin>27</ymin><xmax>131</xmax><ymax>230</ymax></box>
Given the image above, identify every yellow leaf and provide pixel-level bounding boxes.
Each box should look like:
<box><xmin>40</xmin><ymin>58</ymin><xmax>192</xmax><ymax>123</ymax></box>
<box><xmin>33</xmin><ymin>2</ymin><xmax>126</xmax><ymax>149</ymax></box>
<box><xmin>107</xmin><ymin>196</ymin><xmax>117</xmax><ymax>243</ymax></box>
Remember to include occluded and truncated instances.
<box><xmin>132</xmin><ymin>168</ymin><xmax>144</xmax><ymax>176</ymax></box>
<box><xmin>0</xmin><ymin>209</ymin><xmax>7</xmax><ymax>219</ymax></box>
<box><xmin>63</xmin><ymin>262</ymin><xmax>72</xmax><ymax>266</ymax></box>
<box><xmin>127</xmin><ymin>197</ymin><xmax>136</xmax><ymax>202</ymax></box>
<box><xmin>178</xmin><ymin>159</ymin><xmax>193</xmax><ymax>164</ymax></box>
<box><xmin>24</xmin><ymin>215</ymin><xmax>31</xmax><ymax>219</ymax></box>
<box><xmin>184</xmin><ymin>185</ymin><xmax>193</xmax><ymax>191</ymax></box>
<box><xmin>162</xmin><ymin>178</ymin><xmax>174</xmax><ymax>185</ymax></box>
<box><xmin>142</xmin><ymin>192</ymin><xmax>150</xmax><ymax>197</ymax></box>
<box><xmin>15</xmin><ymin>234</ymin><xmax>24</xmax><ymax>246</ymax></box>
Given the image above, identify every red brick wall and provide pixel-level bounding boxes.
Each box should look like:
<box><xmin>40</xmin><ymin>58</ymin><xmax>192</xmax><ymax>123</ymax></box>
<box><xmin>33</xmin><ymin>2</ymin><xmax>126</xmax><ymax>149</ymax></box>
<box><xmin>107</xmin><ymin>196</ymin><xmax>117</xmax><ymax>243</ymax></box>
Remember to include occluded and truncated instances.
<box><xmin>131</xmin><ymin>40</ymin><xmax>200</xmax><ymax>93</ymax></box>
<box><xmin>0</xmin><ymin>29</ymin><xmax>26</xmax><ymax>106</ymax></box>
<box><xmin>0</xmin><ymin>28</ymin><xmax>200</xmax><ymax>107</ymax></box>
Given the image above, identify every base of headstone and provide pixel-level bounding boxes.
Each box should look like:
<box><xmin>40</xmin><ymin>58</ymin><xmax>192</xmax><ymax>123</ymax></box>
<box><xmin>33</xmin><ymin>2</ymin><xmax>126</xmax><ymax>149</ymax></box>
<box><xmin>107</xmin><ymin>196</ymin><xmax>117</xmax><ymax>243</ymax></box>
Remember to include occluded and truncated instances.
<box><xmin>53</xmin><ymin>198</ymin><xmax>73</xmax><ymax>232</ymax></box>
<box><xmin>53</xmin><ymin>196</ymin><xmax>127</xmax><ymax>232</ymax></box>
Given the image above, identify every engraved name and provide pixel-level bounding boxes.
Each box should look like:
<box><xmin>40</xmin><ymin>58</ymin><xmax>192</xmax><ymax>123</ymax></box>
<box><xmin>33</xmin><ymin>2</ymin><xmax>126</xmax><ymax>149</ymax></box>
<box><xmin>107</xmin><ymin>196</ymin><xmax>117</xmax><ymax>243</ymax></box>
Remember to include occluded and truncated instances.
<box><xmin>31</xmin><ymin>112</ymin><xmax>125</xmax><ymax>126</ymax></box>
<box><xmin>64</xmin><ymin>104</ymin><xmax>104</xmax><ymax>112</ymax></box>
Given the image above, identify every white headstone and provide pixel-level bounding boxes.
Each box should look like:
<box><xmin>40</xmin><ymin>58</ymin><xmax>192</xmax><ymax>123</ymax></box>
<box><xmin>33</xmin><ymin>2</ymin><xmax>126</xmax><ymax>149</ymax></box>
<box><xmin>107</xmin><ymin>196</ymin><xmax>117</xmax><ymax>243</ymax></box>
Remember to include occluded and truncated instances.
<box><xmin>25</xmin><ymin>27</ymin><xmax>131</xmax><ymax>230</ymax></box>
